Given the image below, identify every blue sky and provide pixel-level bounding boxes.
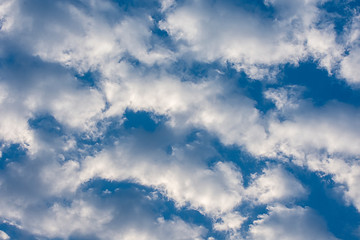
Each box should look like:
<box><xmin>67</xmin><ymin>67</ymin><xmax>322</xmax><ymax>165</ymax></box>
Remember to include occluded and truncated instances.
<box><xmin>0</xmin><ymin>0</ymin><xmax>360</xmax><ymax>239</ymax></box>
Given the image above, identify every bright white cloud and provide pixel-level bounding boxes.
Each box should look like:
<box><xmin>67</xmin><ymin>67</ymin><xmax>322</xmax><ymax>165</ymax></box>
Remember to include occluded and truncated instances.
<box><xmin>214</xmin><ymin>212</ymin><xmax>246</xmax><ymax>231</ymax></box>
<box><xmin>0</xmin><ymin>83</ymin><xmax>35</xmax><ymax>149</ymax></box>
<box><xmin>246</xmin><ymin>167</ymin><xmax>307</xmax><ymax>204</ymax></box>
<box><xmin>339</xmin><ymin>14</ymin><xmax>360</xmax><ymax>85</ymax></box>
<box><xmin>264</xmin><ymin>86</ymin><xmax>303</xmax><ymax>111</ymax></box>
<box><xmin>159</xmin><ymin>0</ymin><xmax>343</xmax><ymax>79</ymax></box>
<box><xmin>249</xmin><ymin>205</ymin><xmax>338</xmax><ymax>240</ymax></box>
<box><xmin>340</xmin><ymin>47</ymin><xmax>360</xmax><ymax>84</ymax></box>
<box><xmin>80</xmin><ymin>143</ymin><xmax>245</xmax><ymax>216</ymax></box>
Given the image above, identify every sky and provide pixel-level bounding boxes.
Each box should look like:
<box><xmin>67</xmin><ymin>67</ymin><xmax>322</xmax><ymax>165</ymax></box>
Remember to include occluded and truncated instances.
<box><xmin>0</xmin><ymin>0</ymin><xmax>360</xmax><ymax>239</ymax></box>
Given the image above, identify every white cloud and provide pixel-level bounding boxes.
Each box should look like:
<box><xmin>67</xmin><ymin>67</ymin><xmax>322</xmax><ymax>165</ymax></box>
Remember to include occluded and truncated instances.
<box><xmin>159</xmin><ymin>0</ymin><xmax>343</xmax><ymax>79</ymax></box>
<box><xmin>213</xmin><ymin>212</ymin><xmax>247</xmax><ymax>232</ymax></box>
<box><xmin>340</xmin><ymin>47</ymin><xmax>360</xmax><ymax>84</ymax></box>
<box><xmin>0</xmin><ymin>0</ymin><xmax>18</xmax><ymax>32</ymax></box>
<box><xmin>80</xmin><ymin>143</ymin><xmax>245</xmax><ymax>216</ymax></box>
<box><xmin>339</xmin><ymin>14</ymin><xmax>360</xmax><ymax>85</ymax></box>
<box><xmin>305</xmin><ymin>154</ymin><xmax>360</xmax><ymax>211</ymax></box>
<box><xmin>159</xmin><ymin>0</ymin><xmax>305</xmax><ymax>79</ymax></box>
<box><xmin>0</xmin><ymin>230</ymin><xmax>10</xmax><ymax>240</ymax></box>
<box><xmin>264</xmin><ymin>86</ymin><xmax>304</xmax><ymax>111</ymax></box>
<box><xmin>0</xmin><ymin>83</ymin><xmax>35</xmax><ymax>150</ymax></box>
<box><xmin>246</xmin><ymin>167</ymin><xmax>307</xmax><ymax>204</ymax></box>
<box><xmin>0</xmin><ymin>155</ymin><xmax>207</xmax><ymax>240</ymax></box>
<box><xmin>102</xmin><ymin>62</ymin><xmax>267</xmax><ymax>152</ymax></box>
<box><xmin>238</xmin><ymin>100</ymin><xmax>360</xmax><ymax>159</ymax></box>
<box><xmin>28</xmin><ymin>200</ymin><xmax>113</xmax><ymax>239</ymax></box>
<box><xmin>0</xmin><ymin>61</ymin><xmax>105</xmax><ymax>154</ymax></box>
<box><xmin>16</xmin><ymin>197</ymin><xmax>206</xmax><ymax>240</ymax></box>
<box><xmin>249</xmin><ymin>205</ymin><xmax>338</xmax><ymax>240</ymax></box>
<box><xmin>160</xmin><ymin>0</ymin><xmax>176</xmax><ymax>12</ymax></box>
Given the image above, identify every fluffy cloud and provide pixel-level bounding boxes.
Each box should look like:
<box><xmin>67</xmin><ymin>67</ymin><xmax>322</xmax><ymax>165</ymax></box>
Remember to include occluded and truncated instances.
<box><xmin>0</xmin><ymin>0</ymin><xmax>359</xmax><ymax>239</ymax></box>
<box><xmin>0</xmin><ymin>189</ymin><xmax>206</xmax><ymax>240</ymax></box>
<box><xmin>246</xmin><ymin>167</ymin><xmax>307</xmax><ymax>204</ymax></box>
<box><xmin>339</xmin><ymin>14</ymin><xmax>360</xmax><ymax>85</ymax></box>
<box><xmin>80</xmin><ymin>142</ymin><xmax>245</xmax><ymax>216</ymax></box>
<box><xmin>261</xmin><ymin>103</ymin><xmax>360</xmax><ymax>157</ymax></box>
<box><xmin>159</xmin><ymin>0</ymin><xmax>343</xmax><ymax>79</ymax></box>
<box><xmin>249</xmin><ymin>205</ymin><xmax>338</xmax><ymax>240</ymax></box>
<box><xmin>305</xmin><ymin>155</ymin><xmax>360</xmax><ymax>211</ymax></box>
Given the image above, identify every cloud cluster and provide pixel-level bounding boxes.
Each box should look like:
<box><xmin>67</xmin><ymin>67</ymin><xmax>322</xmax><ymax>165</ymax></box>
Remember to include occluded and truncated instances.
<box><xmin>0</xmin><ymin>0</ymin><xmax>359</xmax><ymax>239</ymax></box>
<box><xmin>159</xmin><ymin>0</ymin><xmax>344</xmax><ymax>79</ymax></box>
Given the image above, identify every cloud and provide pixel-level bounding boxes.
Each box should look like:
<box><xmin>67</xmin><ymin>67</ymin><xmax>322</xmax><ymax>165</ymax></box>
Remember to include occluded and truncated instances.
<box><xmin>246</xmin><ymin>167</ymin><xmax>307</xmax><ymax>204</ymax></box>
<box><xmin>340</xmin><ymin>47</ymin><xmax>360</xmax><ymax>84</ymax></box>
<box><xmin>213</xmin><ymin>212</ymin><xmax>247</xmax><ymax>232</ymax></box>
<box><xmin>0</xmin><ymin>56</ymin><xmax>105</xmax><ymax>154</ymax></box>
<box><xmin>264</xmin><ymin>86</ymin><xmax>304</xmax><ymax>111</ymax></box>
<box><xmin>102</xmin><ymin>62</ymin><xmax>266</xmax><ymax>153</ymax></box>
<box><xmin>11</xmin><ymin>193</ymin><xmax>206</xmax><ymax>240</ymax></box>
<box><xmin>261</xmin><ymin>103</ymin><xmax>360</xmax><ymax>157</ymax></box>
<box><xmin>249</xmin><ymin>205</ymin><xmax>338</xmax><ymax>240</ymax></box>
<box><xmin>80</xmin><ymin>141</ymin><xmax>245</xmax><ymax>216</ymax></box>
<box><xmin>305</xmin><ymin>155</ymin><xmax>360</xmax><ymax>212</ymax></box>
<box><xmin>0</xmin><ymin>230</ymin><xmax>10</xmax><ymax>240</ymax></box>
<box><xmin>159</xmin><ymin>0</ymin><xmax>343</xmax><ymax>79</ymax></box>
<box><xmin>0</xmin><ymin>147</ymin><xmax>207</xmax><ymax>240</ymax></box>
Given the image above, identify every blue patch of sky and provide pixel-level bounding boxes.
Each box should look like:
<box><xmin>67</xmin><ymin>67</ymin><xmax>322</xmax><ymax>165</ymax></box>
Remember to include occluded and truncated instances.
<box><xmin>123</xmin><ymin>109</ymin><xmax>164</xmax><ymax>132</ymax></box>
<box><xmin>71</xmin><ymin>110</ymin><xmax>170</xmax><ymax>157</ymax></box>
<box><xmin>198</xmin><ymin>60</ymin><xmax>360</xmax><ymax>113</ymax></box>
<box><xmin>119</xmin><ymin>52</ymin><xmax>141</xmax><ymax>67</ymax></box>
<box><xmin>286</xmin><ymin>163</ymin><xmax>360</xmax><ymax>240</ymax></box>
<box><xmin>113</xmin><ymin>0</ymin><xmax>160</xmax><ymax>15</ymax></box>
<box><xmin>233</xmin><ymin>60</ymin><xmax>360</xmax><ymax>112</ymax></box>
<box><xmin>276</xmin><ymin>62</ymin><xmax>360</xmax><ymax>107</ymax></box>
<box><xmin>210</xmin><ymin>139</ymin><xmax>267</xmax><ymax>187</ymax></box>
<box><xmin>238</xmin><ymin>204</ymin><xmax>269</xmax><ymax>238</ymax></box>
<box><xmin>233</xmin><ymin>73</ymin><xmax>275</xmax><ymax>114</ymax></box>
<box><xmin>0</xmin><ymin>144</ymin><xmax>28</xmax><ymax>169</ymax></box>
<box><xmin>0</xmin><ymin>223</ymin><xmax>37</xmax><ymax>240</ymax></box>
<box><xmin>75</xmin><ymin>70</ymin><xmax>100</xmax><ymax>88</ymax></box>
<box><xmin>28</xmin><ymin>114</ymin><xmax>63</xmax><ymax>137</ymax></box>
<box><xmin>320</xmin><ymin>0</ymin><xmax>360</xmax><ymax>36</ymax></box>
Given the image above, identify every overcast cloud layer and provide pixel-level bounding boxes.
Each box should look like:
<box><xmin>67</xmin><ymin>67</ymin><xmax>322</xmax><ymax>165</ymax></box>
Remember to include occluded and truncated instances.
<box><xmin>0</xmin><ymin>0</ymin><xmax>360</xmax><ymax>239</ymax></box>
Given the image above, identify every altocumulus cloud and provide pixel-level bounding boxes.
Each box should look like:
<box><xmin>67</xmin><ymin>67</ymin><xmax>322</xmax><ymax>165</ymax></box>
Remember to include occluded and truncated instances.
<box><xmin>0</xmin><ymin>0</ymin><xmax>359</xmax><ymax>239</ymax></box>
